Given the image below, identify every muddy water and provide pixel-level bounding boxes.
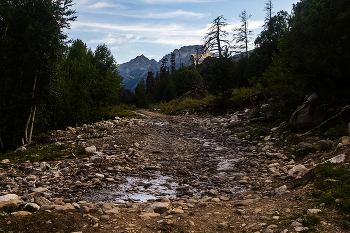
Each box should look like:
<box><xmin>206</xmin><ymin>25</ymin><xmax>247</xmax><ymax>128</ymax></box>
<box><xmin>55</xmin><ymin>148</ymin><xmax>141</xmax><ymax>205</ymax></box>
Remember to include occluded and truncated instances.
<box><xmin>84</xmin><ymin>175</ymin><xmax>181</xmax><ymax>203</ymax></box>
<box><xmin>82</xmin><ymin>114</ymin><xmax>246</xmax><ymax>203</ymax></box>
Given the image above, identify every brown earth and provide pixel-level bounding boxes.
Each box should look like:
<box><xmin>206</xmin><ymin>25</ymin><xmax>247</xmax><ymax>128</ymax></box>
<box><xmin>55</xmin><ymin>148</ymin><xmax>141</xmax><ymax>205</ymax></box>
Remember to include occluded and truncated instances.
<box><xmin>0</xmin><ymin>110</ymin><xmax>349</xmax><ymax>233</ymax></box>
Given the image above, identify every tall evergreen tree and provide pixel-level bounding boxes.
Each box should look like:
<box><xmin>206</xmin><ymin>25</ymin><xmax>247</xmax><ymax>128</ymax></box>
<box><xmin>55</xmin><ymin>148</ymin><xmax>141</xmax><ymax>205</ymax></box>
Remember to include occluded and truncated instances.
<box><xmin>0</xmin><ymin>0</ymin><xmax>76</xmax><ymax>151</ymax></box>
<box><xmin>170</xmin><ymin>52</ymin><xmax>176</xmax><ymax>73</ymax></box>
<box><xmin>145</xmin><ymin>71</ymin><xmax>155</xmax><ymax>94</ymax></box>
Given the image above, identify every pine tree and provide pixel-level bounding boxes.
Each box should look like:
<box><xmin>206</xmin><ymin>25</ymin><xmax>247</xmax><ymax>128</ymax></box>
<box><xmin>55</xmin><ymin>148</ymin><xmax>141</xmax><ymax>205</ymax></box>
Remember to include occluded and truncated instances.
<box><xmin>170</xmin><ymin>52</ymin><xmax>176</xmax><ymax>73</ymax></box>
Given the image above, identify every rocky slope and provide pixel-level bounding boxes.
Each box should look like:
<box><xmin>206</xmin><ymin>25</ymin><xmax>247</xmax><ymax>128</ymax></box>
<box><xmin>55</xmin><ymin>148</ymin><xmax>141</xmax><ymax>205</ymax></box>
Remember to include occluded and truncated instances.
<box><xmin>119</xmin><ymin>45</ymin><xmax>210</xmax><ymax>91</ymax></box>
<box><xmin>0</xmin><ymin>109</ymin><xmax>349</xmax><ymax>232</ymax></box>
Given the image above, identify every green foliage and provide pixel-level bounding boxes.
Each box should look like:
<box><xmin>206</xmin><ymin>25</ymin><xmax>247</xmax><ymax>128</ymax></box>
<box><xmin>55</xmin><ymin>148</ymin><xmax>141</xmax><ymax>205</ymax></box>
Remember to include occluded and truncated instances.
<box><xmin>313</xmin><ymin>162</ymin><xmax>350</xmax><ymax>214</ymax></box>
<box><xmin>23</xmin><ymin>205</ymin><xmax>37</xmax><ymax>213</ymax></box>
<box><xmin>199</xmin><ymin>56</ymin><xmax>236</xmax><ymax>101</ymax></box>
<box><xmin>294</xmin><ymin>145</ymin><xmax>318</xmax><ymax>157</ymax></box>
<box><xmin>134</xmin><ymin>81</ymin><xmax>149</xmax><ymax>108</ymax></box>
<box><xmin>0</xmin><ymin>144</ymin><xmax>89</xmax><ymax>164</ymax></box>
<box><xmin>171</xmin><ymin>66</ymin><xmax>203</xmax><ymax>96</ymax></box>
<box><xmin>302</xmin><ymin>215</ymin><xmax>321</xmax><ymax>227</ymax></box>
<box><xmin>0</xmin><ymin>0</ymin><xmax>76</xmax><ymax>151</ymax></box>
<box><xmin>150</xmin><ymin>94</ymin><xmax>215</xmax><ymax>115</ymax></box>
<box><xmin>154</xmin><ymin>77</ymin><xmax>177</xmax><ymax>103</ymax></box>
<box><xmin>229</xmin><ymin>86</ymin><xmax>262</xmax><ymax>103</ymax></box>
<box><xmin>264</xmin><ymin>0</ymin><xmax>350</xmax><ymax>102</ymax></box>
<box><xmin>100</xmin><ymin>105</ymin><xmax>138</xmax><ymax>119</ymax></box>
<box><xmin>0</xmin><ymin>204</ymin><xmax>17</xmax><ymax>214</ymax></box>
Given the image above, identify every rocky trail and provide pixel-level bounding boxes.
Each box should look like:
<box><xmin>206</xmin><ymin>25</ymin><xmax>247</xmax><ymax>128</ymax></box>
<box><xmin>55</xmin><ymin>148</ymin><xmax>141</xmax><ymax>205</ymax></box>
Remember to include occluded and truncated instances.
<box><xmin>0</xmin><ymin>109</ymin><xmax>349</xmax><ymax>232</ymax></box>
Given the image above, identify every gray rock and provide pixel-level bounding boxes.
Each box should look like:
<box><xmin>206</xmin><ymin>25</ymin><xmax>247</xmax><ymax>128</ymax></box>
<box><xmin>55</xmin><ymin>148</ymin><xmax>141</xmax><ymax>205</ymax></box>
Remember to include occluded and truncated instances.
<box><xmin>149</xmin><ymin>202</ymin><xmax>170</xmax><ymax>214</ymax></box>
<box><xmin>59</xmin><ymin>161</ymin><xmax>69</xmax><ymax>169</ymax></box>
<box><xmin>0</xmin><ymin>194</ymin><xmax>22</xmax><ymax>209</ymax></box>
<box><xmin>0</xmin><ymin>173</ymin><xmax>7</xmax><ymax>180</ymax></box>
<box><xmin>55</xmin><ymin>203</ymin><xmax>75</xmax><ymax>211</ymax></box>
<box><xmin>261</xmin><ymin>229</ymin><xmax>274</xmax><ymax>233</ymax></box>
<box><xmin>307</xmin><ymin>209</ymin><xmax>322</xmax><ymax>214</ymax></box>
<box><xmin>85</xmin><ymin>146</ymin><xmax>97</xmax><ymax>153</ymax></box>
<box><xmin>32</xmin><ymin>187</ymin><xmax>48</xmax><ymax>193</ymax></box>
<box><xmin>291</xmin><ymin>221</ymin><xmax>302</xmax><ymax>227</ymax></box>
<box><xmin>218</xmin><ymin>222</ymin><xmax>228</xmax><ymax>228</ymax></box>
<box><xmin>317</xmin><ymin>140</ymin><xmax>332</xmax><ymax>151</ymax></box>
<box><xmin>40</xmin><ymin>205</ymin><xmax>56</xmax><ymax>211</ymax></box>
<box><xmin>1</xmin><ymin>159</ymin><xmax>10</xmax><ymax>163</ymax></box>
<box><xmin>326</xmin><ymin>154</ymin><xmax>346</xmax><ymax>164</ymax></box>
<box><xmin>34</xmin><ymin>195</ymin><xmax>52</xmax><ymax>206</ymax></box>
<box><xmin>294</xmin><ymin>227</ymin><xmax>309</xmax><ymax>232</ymax></box>
<box><xmin>296</xmin><ymin>142</ymin><xmax>312</xmax><ymax>151</ymax></box>
<box><xmin>290</xmin><ymin>93</ymin><xmax>326</xmax><ymax>128</ymax></box>
<box><xmin>100</xmin><ymin>215</ymin><xmax>110</xmax><ymax>221</ymax></box>
<box><xmin>24</xmin><ymin>203</ymin><xmax>40</xmax><ymax>211</ymax></box>
<box><xmin>332</xmin><ymin>136</ymin><xmax>350</xmax><ymax>150</ymax></box>
<box><xmin>89</xmin><ymin>156</ymin><xmax>102</xmax><ymax>163</ymax></box>
<box><xmin>288</xmin><ymin>165</ymin><xmax>309</xmax><ymax>178</ymax></box>
<box><xmin>80</xmin><ymin>206</ymin><xmax>90</xmax><ymax>213</ymax></box>
<box><xmin>208</xmin><ymin>189</ymin><xmax>219</xmax><ymax>197</ymax></box>
<box><xmin>270</xmin><ymin>185</ymin><xmax>288</xmax><ymax>196</ymax></box>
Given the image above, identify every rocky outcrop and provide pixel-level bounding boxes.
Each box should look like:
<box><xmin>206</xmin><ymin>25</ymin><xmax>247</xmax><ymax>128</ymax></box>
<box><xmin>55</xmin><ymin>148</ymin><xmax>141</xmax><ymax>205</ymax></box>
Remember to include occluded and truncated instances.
<box><xmin>290</xmin><ymin>93</ymin><xmax>327</xmax><ymax>128</ymax></box>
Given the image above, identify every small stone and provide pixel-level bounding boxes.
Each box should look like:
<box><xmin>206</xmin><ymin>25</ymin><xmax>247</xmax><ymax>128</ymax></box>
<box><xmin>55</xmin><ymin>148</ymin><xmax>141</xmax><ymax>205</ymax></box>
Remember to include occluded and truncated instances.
<box><xmin>150</xmin><ymin>202</ymin><xmax>170</xmax><ymax>214</ymax></box>
<box><xmin>295</xmin><ymin>227</ymin><xmax>309</xmax><ymax>232</ymax></box>
<box><xmin>307</xmin><ymin>209</ymin><xmax>322</xmax><ymax>214</ymax></box>
<box><xmin>208</xmin><ymin>189</ymin><xmax>219</xmax><ymax>197</ymax></box>
<box><xmin>24</xmin><ymin>203</ymin><xmax>40</xmax><ymax>211</ymax></box>
<box><xmin>219</xmin><ymin>196</ymin><xmax>230</xmax><ymax>201</ymax></box>
<box><xmin>1</xmin><ymin>159</ymin><xmax>10</xmax><ymax>164</ymax></box>
<box><xmin>218</xmin><ymin>222</ymin><xmax>228</xmax><ymax>228</ymax></box>
<box><xmin>11</xmin><ymin>211</ymin><xmax>32</xmax><ymax>216</ymax></box>
<box><xmin>234</xmin><ymin>199</ymin><xmax>256</xmax><ymax>206</ymax></box>
<box><xmin>100</xmin><ymin>215</ymin><xmax>110</xmax><ymax>221</ymax></box>
<box><xmin>288</xmin><ymin>165</ymin><xmax>309</xmax><ymax>178</ymax></box>
<box><xmin>171</xmin><ymin>208</ymin><xmax>184</xmax><ymax>214</ymax></box>
<box><xmin>291</xmin><ymin>221</ymin><xmax>302</xmax><ymax>227</ymax></box>
<box><xmin>80</xmin><ymin>206</ymin><xmax>90</xmax><ymax>213</ymax></box>
<box><xmin>95</xmin><ymin>173</ymin><xmax>105</xmax><ymax>179</ymax></box>
<box><xmin>85</xmin><ymin>146</ymin><xmax>97</xmax><ymax>153</ymax></box>
<box><xmin>55</xmin><ymin>203</ymin><xmax>75</xmax><ymax>211</ymax></box>
<box><xmin>139</xmin><ymin>213</ymin><xmax>160</xmax><ymax>219</ymax></box>
<box><xmin>270</xmin><ymin>185</ymin><xmax>288</xmax><ymax>196</ymax></box>
<box><xmin>235</xmin><ymin>209</ymin><xmax>245</xmax><ymax>215</ymax></box>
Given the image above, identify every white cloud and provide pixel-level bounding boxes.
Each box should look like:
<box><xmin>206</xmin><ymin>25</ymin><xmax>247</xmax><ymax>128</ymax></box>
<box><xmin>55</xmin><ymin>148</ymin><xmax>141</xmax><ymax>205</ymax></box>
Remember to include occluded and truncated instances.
<box><xmin>72</xmin><ymin>21</ymin><xmax>205</xmax><ymax>37</ymax></box>
<box><xmin>148</xmin><ymin>10</ymin><xmax>208</xmax><ymax>18</ymax></box>
<box><xmin>139</xmin><ymin>0</ymin><xmax>224</xmax><ymax>3</ymax></box>
<box><xmin>87</xmin><ymin>2</ymin><xmax>122</xmax><ymax>9</ymax></box>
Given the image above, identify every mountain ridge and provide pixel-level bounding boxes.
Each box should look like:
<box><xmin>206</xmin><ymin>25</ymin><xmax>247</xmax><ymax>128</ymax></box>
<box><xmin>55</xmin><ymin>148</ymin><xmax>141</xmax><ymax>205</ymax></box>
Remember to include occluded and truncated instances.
<box><xmin>118</xmin><ymin>45</ymin><xmax>208</xmax><ymax>91</ymax></box>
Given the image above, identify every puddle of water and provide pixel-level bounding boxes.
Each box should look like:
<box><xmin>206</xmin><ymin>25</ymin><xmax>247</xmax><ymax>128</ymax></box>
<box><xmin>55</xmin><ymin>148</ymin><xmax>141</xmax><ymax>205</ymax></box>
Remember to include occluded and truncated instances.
<box><xmin>83</xmin><ymin>175</ymin><xmax>179</xmax><ymax>203</ymax></box>
<box><xmin>155</xmin><ymin>122</ymin><xmax>169</xmax><ymax>127</ymax></box>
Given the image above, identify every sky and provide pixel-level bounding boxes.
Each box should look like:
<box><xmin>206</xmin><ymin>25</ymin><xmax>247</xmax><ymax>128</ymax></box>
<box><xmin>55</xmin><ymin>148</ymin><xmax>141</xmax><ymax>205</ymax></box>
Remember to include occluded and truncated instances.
<box><xmin>66</xmin><ymin>0</ymin><xmax>300</xmax><ymax>64</ymax></box>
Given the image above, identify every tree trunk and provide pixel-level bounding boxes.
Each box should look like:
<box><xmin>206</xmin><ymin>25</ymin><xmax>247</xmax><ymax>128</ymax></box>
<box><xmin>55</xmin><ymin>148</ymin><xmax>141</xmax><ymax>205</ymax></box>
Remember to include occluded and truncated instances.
<box><xmin>25</xmin><ymin>73</ymin><xmax>37</xmax><ymax>145</ymax></box>
<box><xmin>217</xmin><ymin>24</ymin><xmax>221</xmax><ymax>57</ymax></box>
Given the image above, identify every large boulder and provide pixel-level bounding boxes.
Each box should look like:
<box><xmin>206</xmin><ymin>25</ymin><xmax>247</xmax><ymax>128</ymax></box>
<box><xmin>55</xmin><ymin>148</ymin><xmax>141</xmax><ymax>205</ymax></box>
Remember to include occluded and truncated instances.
<box><xmin>0</xmin><ymin>194</ymin><xmax>22</xmax><ymax>209</ymax></box>
<box><xmin>290</xmin><ymin>94</ymin><xmax>327</xmax><ymax>128</ymax></box>
<box><xmin>288</xmin><ymin>165</ymin><xmax>309</xmax><ymax>178</ymax></box>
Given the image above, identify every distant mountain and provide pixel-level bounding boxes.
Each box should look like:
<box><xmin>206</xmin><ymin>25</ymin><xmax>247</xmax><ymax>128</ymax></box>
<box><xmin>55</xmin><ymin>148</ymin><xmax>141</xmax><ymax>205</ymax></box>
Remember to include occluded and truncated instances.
<box><xmin>118</xmin><ymin>45</ymin><xmax>210</xmax><ymax>91</ymax></box>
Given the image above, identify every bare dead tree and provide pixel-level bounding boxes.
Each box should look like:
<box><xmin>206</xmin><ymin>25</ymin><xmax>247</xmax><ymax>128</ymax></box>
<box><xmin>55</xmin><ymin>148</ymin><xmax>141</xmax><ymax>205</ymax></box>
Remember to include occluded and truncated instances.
<box><xmin>232</xmin><ymin>10</ymin><xmax>253</xmax><ymax>58</ymax></box>
<box><xmin>203</xmin><ymin>16</ymin><xmax>230</xmax><ymax>57</ymax></box>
